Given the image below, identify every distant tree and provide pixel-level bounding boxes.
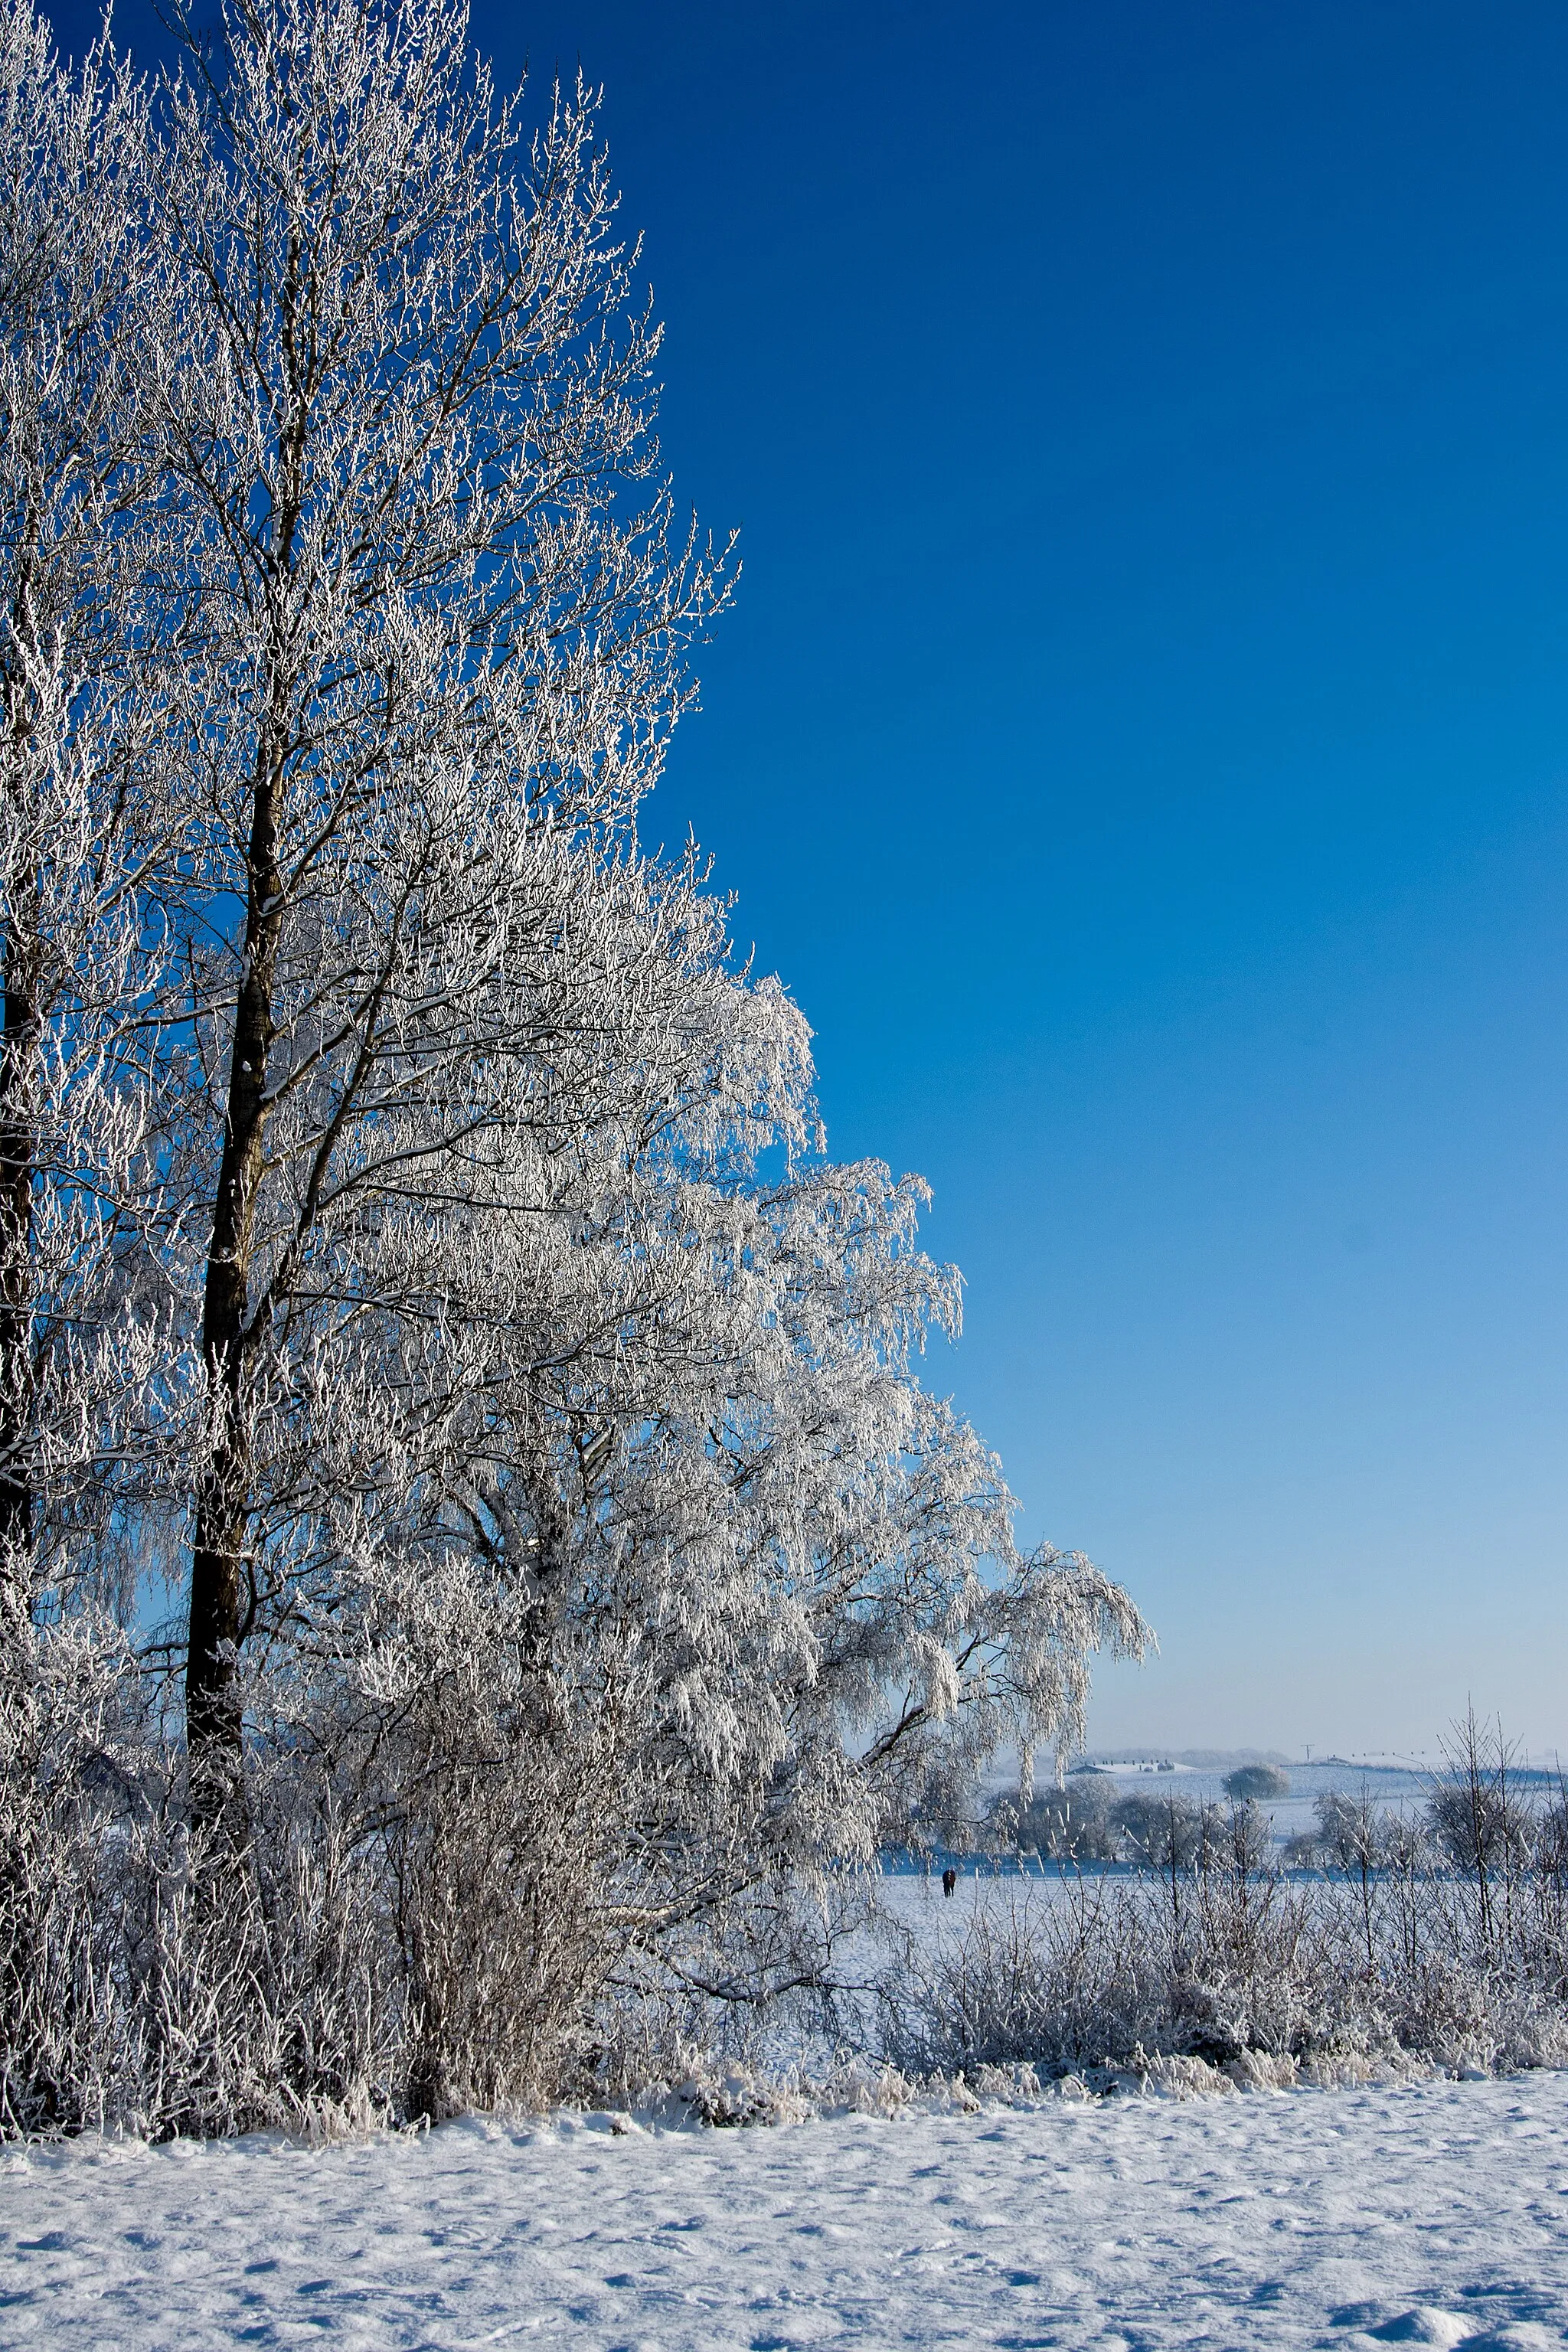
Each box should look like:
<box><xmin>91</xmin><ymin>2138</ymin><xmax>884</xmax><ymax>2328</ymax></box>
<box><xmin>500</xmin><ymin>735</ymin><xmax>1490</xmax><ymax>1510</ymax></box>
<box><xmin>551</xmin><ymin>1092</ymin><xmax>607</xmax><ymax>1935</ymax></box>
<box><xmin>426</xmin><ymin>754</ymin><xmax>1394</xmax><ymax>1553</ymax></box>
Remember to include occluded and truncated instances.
<box><xmin>1426</xmin><ymin>1714</ymin><xmax>1535</xmax><ymax>1953</ymax></box>
<box><xmin>1426</xmin><ymin>1772</ymin><xmax>1533</xmax><ymax>1875</ymax></box>
<box><xmin>1002</xmin><ymin>1775</ymin><xmax>1119</xmax><ymax>1863</ymax></box>
<box><xmin>1113</xmin><ymin>1789</ymin><xmax>1205</xmax><ymax>1870</ymax></box>
<box><xmin>1312</xmin><ymin>1788</ymin><xmax>1383</xmax><ymax>1870</ymax></box>
<box><xmin>1224</xmin><ymin>1763</ymin><xmax>1289</xmax><ymax>1801</ymax></box>
<box><xmin>1223</xmin><ymin>1797</ymin><xmax>1270</xmax><ymax>1875</ymax></box>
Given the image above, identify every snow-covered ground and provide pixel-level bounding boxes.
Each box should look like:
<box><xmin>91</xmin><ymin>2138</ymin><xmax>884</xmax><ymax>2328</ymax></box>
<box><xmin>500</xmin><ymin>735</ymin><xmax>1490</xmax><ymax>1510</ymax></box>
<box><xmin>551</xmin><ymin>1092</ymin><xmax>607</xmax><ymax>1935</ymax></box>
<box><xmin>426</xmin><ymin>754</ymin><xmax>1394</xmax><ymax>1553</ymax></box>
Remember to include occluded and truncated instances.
<box><xmin>5</xmin><ymin>2072</ymin><xmax>1568</xmax><ymax>2350</ymax></box>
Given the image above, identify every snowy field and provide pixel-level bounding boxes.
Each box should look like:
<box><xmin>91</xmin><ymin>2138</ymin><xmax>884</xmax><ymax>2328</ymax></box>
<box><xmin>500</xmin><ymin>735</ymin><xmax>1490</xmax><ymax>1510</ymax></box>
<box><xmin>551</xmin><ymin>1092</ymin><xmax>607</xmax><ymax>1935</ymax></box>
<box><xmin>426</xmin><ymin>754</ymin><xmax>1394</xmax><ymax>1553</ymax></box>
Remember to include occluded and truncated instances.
<box><xmin>5</xmin><ymin>2073</ymin><xmax>1568</xmax><ymax>2350</ymax></box>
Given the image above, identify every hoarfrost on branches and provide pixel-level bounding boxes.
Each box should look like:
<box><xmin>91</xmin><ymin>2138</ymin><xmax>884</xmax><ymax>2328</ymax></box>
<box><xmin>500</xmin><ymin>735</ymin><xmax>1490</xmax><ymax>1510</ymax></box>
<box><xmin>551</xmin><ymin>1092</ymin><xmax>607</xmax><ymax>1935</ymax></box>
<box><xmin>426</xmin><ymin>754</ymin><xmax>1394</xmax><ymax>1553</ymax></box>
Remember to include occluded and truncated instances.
<box><xmin>0</xmin><ymin>0</ymin><xmax>1147</xmax><ymax>2133</ymax></box>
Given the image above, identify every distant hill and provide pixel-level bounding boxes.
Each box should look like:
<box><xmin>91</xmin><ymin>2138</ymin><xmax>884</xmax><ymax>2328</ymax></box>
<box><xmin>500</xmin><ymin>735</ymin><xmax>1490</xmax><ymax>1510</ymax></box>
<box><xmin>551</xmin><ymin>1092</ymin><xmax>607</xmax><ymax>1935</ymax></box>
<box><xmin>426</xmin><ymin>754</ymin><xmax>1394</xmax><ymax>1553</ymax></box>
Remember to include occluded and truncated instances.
<box><xmin>1078</xmin><ymin>1748</ymin><xmax>1295</xmax><ymax>1771</ymax></box>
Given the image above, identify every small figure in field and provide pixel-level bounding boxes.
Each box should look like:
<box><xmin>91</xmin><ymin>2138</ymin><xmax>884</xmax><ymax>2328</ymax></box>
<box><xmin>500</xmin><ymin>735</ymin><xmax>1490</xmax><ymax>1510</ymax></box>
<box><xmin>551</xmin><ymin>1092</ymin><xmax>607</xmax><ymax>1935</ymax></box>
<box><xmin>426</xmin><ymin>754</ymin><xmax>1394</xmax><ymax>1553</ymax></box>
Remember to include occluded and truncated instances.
<box><xmin>942</xmin><ymin>1866</ymin><xmax>958</xmax><ymax>1898</ymax></box>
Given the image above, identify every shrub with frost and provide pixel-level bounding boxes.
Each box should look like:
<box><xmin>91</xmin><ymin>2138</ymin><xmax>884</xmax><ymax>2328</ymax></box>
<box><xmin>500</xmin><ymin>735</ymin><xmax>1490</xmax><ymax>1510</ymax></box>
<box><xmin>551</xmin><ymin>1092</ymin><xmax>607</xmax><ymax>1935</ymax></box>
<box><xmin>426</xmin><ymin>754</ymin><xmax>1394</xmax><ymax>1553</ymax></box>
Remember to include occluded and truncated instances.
<box><xmin>1225</xmin><ymin>1764</ymin><xmax>1290</xmax><ymax>1801</ymax></box>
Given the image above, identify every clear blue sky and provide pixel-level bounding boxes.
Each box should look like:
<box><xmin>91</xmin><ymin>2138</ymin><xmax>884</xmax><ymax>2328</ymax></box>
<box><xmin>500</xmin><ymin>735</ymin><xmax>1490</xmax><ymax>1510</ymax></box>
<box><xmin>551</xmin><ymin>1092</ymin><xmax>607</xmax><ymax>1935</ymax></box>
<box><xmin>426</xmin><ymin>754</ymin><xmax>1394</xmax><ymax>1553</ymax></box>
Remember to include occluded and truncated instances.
<box><xmin>62</xmin><ymin>0</ymin><xmax>1568</xmax><ymax>1757</ymax></box>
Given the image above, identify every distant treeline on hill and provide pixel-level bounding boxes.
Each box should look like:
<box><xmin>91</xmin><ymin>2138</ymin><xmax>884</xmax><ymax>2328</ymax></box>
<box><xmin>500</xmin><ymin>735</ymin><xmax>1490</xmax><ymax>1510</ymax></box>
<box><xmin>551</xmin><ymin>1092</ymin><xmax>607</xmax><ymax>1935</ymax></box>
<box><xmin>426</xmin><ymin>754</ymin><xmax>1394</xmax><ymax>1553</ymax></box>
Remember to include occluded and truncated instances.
<box><xmin>1077</xmin><ymin>1749</ymin><xmax>1294</xmax><ymax>1772</ymax></box>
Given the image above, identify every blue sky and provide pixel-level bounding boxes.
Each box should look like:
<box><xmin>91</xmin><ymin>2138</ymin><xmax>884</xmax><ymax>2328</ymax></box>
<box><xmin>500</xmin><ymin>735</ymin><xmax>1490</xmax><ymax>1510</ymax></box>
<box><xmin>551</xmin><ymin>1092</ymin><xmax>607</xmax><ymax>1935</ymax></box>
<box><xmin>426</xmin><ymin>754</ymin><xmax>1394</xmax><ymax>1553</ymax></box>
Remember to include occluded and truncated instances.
<box><xmin>63</xmin><ymin>0</ymin><xmax>1568</xmax><ymax>1756</ymax></box>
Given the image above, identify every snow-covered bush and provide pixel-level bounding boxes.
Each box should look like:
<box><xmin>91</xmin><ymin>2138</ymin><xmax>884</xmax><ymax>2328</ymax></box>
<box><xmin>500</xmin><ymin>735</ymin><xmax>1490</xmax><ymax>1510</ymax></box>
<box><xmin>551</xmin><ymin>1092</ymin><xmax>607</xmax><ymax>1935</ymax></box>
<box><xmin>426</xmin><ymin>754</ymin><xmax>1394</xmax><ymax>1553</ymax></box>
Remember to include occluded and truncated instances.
<box><xmin>1224</xmin><ymin>1764</ymin><xmax>1290</xmax><ymax>1801</ymax></box>
<box><xmin>1</xmin><ymin>1609</ymin><xmax>400</xmax><ymax>2140</ymax></box>
<box><xmin>877</xmin><ymin>1870</ymin><xmax>1330</xmax><ymax>2082</ymax></box>
<box><xmin>875</xmin><ymin>1866</ymin><xmax>1568</xmax><ymax>2089</ymax></box>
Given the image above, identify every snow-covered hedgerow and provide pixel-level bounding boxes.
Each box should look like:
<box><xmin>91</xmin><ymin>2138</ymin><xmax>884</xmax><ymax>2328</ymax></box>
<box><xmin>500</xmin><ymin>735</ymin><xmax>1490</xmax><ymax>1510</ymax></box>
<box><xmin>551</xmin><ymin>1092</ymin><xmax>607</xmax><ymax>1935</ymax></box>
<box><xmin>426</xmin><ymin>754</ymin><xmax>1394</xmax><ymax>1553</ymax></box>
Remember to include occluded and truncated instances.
<box><xmin>872</xmin><ymin>1818</ymin><xmax>1568</xmax><ymax>2089</ymax></box>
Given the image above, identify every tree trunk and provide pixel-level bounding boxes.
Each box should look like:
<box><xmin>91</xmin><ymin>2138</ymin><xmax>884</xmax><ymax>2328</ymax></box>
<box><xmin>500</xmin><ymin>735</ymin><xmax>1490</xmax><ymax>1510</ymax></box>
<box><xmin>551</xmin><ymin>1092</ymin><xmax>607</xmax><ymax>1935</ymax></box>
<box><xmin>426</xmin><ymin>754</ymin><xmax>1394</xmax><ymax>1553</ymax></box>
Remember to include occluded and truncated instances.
<box><xmin>184</xmin><ymin>746</ymin><xmax>284</xmax><ymax>1830</ymax></box>
<box><xmin>0</xmin><ymin>920</ymin><xmax>36</xmax><ymax>1584</ymax></box>
<box><xmin>183</xmin><ymin>236</ymin><xmax>304</xmax><ymax>1824</ymax></box>
<box><xmin>0</xmin><ymin>611</ymin><xmax>39</xmax><ymax>1644</ymax></box>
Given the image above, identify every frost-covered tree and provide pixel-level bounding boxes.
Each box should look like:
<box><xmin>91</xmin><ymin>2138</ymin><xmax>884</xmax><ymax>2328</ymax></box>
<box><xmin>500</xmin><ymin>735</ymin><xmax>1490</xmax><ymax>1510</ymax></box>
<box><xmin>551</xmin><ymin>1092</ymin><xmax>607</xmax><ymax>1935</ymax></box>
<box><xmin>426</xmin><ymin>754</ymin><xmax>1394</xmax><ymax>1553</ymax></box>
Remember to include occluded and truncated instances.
<box><xmin>0</xmin><ymin>0</ymin><xmax>1148</xmax><ymax>2125</ymax></box>
<box><xmin>127</xmin><ymin>0</ymin><xmax>1145</xmax><ymax>2000</ymax></box>
<box><xmin>344</xmin><ymin>1001</ymin><xmax>1148</xmax><ymax>1966</ymax></box>
<box><xmin>144</xmin><ymin>0</ymin><xmax>730</xmax><ymax>1819</ymax></box>
<box><xmin>0</xmin><ymin>1</ymin><xmax>173</xmax><ymax>1653</ymax></box>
